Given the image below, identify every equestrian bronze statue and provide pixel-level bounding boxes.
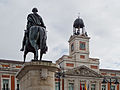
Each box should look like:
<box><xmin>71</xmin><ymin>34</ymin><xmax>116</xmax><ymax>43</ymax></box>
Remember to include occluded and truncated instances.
<box><xmin>20</xmin><ymin>8</ymin><xmax>48</xmax><ymax>62</ymax></box>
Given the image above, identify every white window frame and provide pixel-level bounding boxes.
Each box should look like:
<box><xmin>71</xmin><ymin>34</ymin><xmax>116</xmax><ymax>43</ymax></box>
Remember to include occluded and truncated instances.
<box><xmin>55</xmin><ymin>82</ymin><xmax>59</xmax><ymax>90</ymax></box>
<box><xmin>102</xmin><ymin>84</ymin><xmax>106</xmax><ymax>90</ymax></box>
<box><xmin>91</xmin><ymin>83</ymin><xmax>96</xmax><ymax>90</ymax></box>
<box><xmin>2</xmin><ymin>78</ymin><xmax>11</xmax><ymax>90</ymax></box>
<box><xmin>68</xmin><ymin>83</ymin><xmax>74</xmax><ymax>90</ymax></box>
<box><xmin>111</xmin><ymin>84</ymin><xmax>116</xmax><ymax>90</ymax></box>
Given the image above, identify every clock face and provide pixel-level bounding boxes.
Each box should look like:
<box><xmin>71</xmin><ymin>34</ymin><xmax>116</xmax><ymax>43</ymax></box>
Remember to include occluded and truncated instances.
<box><xmin>71</xmin><ymin>43</ymin><xmax>74</xmax><ymax>52</ymax></box>
<box><xmin>80</xmin><ymin>41</ymin><xmax>86</xmax><ymax>50</ymax></box>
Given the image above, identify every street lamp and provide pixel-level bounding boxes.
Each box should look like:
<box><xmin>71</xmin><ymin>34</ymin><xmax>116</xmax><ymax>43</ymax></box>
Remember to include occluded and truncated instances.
<box><xmin>55</xmin><ymin>66</ymin><xmax>65</xmax><ymax>90</ymax></box>
<box><xmin>102</xmin><ymin>77</ymin><xmax>119</xmax><ymax>90</ymax></box>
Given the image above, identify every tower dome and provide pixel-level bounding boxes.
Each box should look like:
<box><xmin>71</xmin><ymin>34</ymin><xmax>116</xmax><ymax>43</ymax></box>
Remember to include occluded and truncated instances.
<box><xmin>73</xmin><ymin>16</ymin><xmax>87</xmax><ymax>36</ymax></box>
<box><xmin>73</xmin><ymin>17</ymin><xmax>85</xmax><ymax>29</ymax></box>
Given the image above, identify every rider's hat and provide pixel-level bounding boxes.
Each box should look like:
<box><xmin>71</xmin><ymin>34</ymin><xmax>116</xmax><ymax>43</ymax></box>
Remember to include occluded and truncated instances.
<box><xmin>32</xmin><ymin>8</ymin><xmax>38</xmax><ymax>12</ymax></box>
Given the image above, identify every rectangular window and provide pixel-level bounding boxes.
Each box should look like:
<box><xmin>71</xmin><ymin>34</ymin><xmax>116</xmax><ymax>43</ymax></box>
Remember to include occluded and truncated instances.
<box><xmin>69</xmin><ymin>83</ymin><xmax>74</xmax><ymax>90</ymax></box>
<box><xmin>55</xmin><ymin>82</ymin><xmax>59</xmax><ymax>90</ymax></box>
<box><xmin>102</xmin><ymin>85</ymin><xmax>106</xmax><ymax>90</ymax></box>
<box><xmin>91</xmin><ymin>84</ymin><xmax>95</xmax><ymax>90</ymax></box>
<box><xmin>2</xmin><ymin>79</ymin><xmax>9</xmax><ymax>90</ymax></box>
<box><xmin>16</xmin><ymin>80</ymin><xmax>20</xmax><ymax>90</ymax></box>
<box><xmin>111</xmin><ymin>85</ymin><xmax>115</xmax><ymax>90</ymax></box>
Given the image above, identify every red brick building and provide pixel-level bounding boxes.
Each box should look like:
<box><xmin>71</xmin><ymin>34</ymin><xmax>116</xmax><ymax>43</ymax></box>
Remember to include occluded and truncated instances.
<box><xmin>0</xmin><ymin>59</ymin><xmax>23</xmax><ymax>90</ymax></box>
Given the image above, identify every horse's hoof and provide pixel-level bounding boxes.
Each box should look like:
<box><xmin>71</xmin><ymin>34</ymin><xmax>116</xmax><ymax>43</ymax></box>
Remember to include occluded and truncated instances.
<box><xmin>32</xmin><ymin>59</ymin><xmax>38</xmax><ymax>61</ymax></box>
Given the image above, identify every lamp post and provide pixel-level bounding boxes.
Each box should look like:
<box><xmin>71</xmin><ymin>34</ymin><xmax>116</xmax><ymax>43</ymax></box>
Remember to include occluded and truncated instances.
<box><xmin>55</xmin><ymin>66</ymin><xmax>65</xmax><ymax>90</ymax></box>
<box><xmin>102</xmin><ymin>77</ymin><xmax>119</xmax><ymax>90</ymax></box>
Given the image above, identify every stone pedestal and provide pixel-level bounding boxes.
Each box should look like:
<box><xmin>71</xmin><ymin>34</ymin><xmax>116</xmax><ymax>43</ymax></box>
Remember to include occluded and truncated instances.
<box><xmin>16</xmin><ymin>61</ymin><xmax>58</xmax><ymax>90</ymax></box>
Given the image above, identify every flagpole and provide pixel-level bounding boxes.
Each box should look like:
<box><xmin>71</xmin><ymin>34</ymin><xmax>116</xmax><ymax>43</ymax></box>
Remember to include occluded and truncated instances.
<box><xmin>88</xmin><ymin>84</ymin><xmax>89</xmax><ymax>90</ymax></box>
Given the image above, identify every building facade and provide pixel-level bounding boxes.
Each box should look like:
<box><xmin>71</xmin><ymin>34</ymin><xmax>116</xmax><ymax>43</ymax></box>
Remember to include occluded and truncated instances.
<box><xmin>0</xmin><ymin>17</ymin><xmax>120</xmax><ymax>90</ymax></box>
<box><xmin>55</xmin><ymin>17</ymin><xmax>120</xmax><ymax>90</ymax></box>
<box><xmin>0</xmin><ymin>60</ymin><xmax>23</xmax><ymax>90</ymax></box>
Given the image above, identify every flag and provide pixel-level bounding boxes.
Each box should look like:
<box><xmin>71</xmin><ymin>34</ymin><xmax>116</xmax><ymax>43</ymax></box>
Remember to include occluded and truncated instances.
<box><xmin>80</xmin><ymin>82</ymin><xmax>82</xmax><ymax>90</ymax></box>
<box><xmin>85</xmin><ymin>83</ymin><xmax>87</xmax><ymax>90</ymax></box>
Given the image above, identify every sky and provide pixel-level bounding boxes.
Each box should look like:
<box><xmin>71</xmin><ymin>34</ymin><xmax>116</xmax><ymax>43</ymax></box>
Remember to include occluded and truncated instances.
<box><xmin>0</xmin><ymin>0</ymin><xmax>120</xmax><ymax>70</ymax></box>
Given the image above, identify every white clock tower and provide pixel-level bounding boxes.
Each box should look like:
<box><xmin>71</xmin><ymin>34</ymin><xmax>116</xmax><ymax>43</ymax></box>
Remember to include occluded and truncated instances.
<box><xmin>68</xmin><ymin>16</ymin><xmax>91</xmax><ymax>67</ymax></box>
<box><xmin>69</xmin><ymin>33</ymin><xmax>90</xmax><ymax>64</ymax></box>
<box><xmin>56</xmin><ymin>16</ymin><xmax>99</xmax><ymax>73</ymax></box>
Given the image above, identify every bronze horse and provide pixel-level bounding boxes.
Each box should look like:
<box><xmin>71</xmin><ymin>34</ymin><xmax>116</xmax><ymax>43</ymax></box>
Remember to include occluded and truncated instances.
<box><xmin>23</xmin><ymin>26</ymin><xmax>47</xmax><ymax>62</ymax></box>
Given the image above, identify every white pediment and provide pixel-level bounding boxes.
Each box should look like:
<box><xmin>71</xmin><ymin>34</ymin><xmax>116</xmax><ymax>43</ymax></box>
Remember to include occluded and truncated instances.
<box><xmin>65</xmin><ymin>65</ymin><xmax>102</xmax><ymax>78</ymax></box>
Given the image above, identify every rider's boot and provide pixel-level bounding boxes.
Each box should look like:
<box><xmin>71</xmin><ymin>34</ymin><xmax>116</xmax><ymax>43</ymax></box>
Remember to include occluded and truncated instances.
<box><xmin>20</xmin><ymin>47</ymin><xmax>24</xmax><ymax>51</ymax></box>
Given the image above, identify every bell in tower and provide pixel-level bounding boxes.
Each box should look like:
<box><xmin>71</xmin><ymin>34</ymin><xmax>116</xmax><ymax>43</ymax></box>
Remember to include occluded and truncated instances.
<box><xmin>73</xmin><ymin>16</ymin><xmax>88</xmax><ymax>36</ymax></box>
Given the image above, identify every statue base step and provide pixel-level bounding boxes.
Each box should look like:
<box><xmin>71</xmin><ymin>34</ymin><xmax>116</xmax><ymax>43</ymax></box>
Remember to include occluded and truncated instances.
<box><xmin>31</xmin><ymin>59</ymin><xmax>52</xmax><ymax>63</ymax></box>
